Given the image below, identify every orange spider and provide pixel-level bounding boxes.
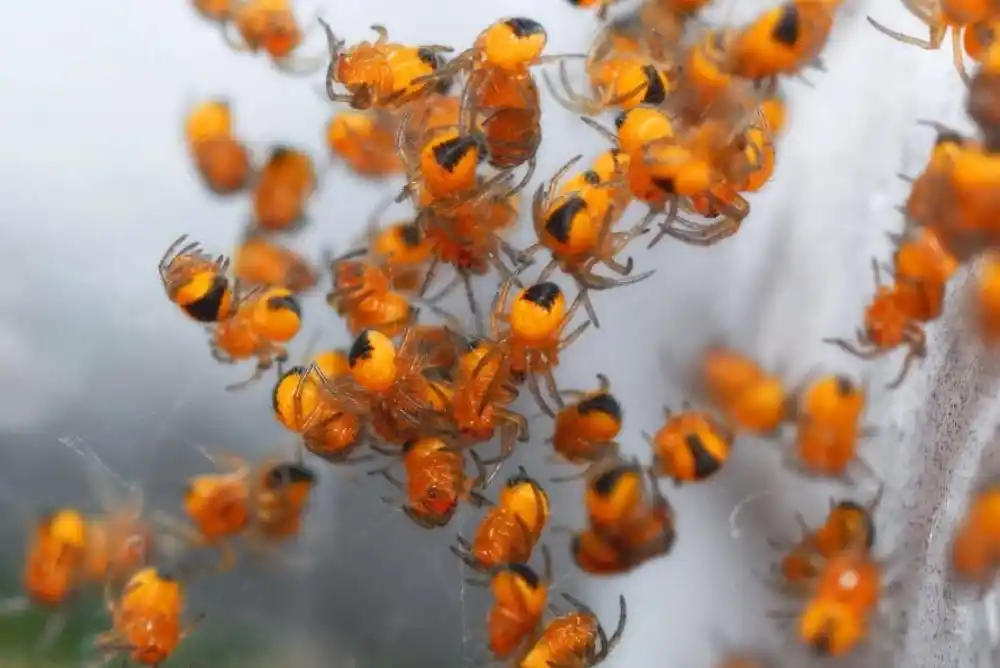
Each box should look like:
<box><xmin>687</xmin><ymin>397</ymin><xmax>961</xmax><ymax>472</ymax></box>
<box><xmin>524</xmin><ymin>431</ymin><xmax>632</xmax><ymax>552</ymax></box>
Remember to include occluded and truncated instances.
<box><xmin>974</xmin><ymin>250</ymin><xmax>1000</xmax><ymax>344</ymax></box>
<box><xmin>796</xmin><ymin>550</ymin><xmax>884</xmax><ymax>657</ymax></box>
<box><xmin>448</xmin><ymin>334</ymin><xmax>527</xmax><ymax>462</ymax></box>
<box><xmin>408</xmin><ymin>324</ymin><xmax>462</xmax><ymax>376</ymax></box>
<box><xmin>468</xmin><ymin>547</ymin><xmax>552</xmax><ymax>660</ymax></box>
<box><xmin>183</xmin><ymin>98</ymin><xmax>231</xmax><ymax>154</ymax></box>
<box><xmin>365</xmin><ymin>217</ymin><xmax>434</xmax><ymax>295</ymax></box>
<box><xmin>452</xmin><ymin>468</ymin><xmax>550</xmax><ymax>571</ymax></box>
<box><xmin>422</xmin><ymin>17</ymin><xmax>564</xmax><ymax>99</ymax></box>
<box><xmin>159</xmin><ymin>235</ymin><xmax>240</xmax><ymax>324</ymax></box>
<box><xmin>83</xmin><ymin>488</ymin><xmax>156</xmax><ymax>587</ymax></box>
<box><xmin>468</xmin><ymin>67</ymin><xmax>544</xmax><ymax>170</ymax></box>
<box><xmin>326</xmin><ymin>251</ymin><xmax>417</xmax><ymax>339</ymax></box>
<box><xmin>824</xmin><ymin>259</ymin><xmax>926</xmax><ymax>389</ymax></box>
<box><xmin>767</xmin><ymin>486</ymin><xmax>882</xmax><ymax>593</ymax></box>
<box><xmin>520</xmin><ymin>593</ymin><xmax>627</xmax><ymax>667</ymax></box>
<box><xmin>325</xmin><ymin>110</ymin><xmax>404</xmax><ymax>178</ymax></box>
<box><xmin>545</xmin><ymin>43</ymin><xmax>672</xmax><ymax>116</ymax></box>
<box><xmin>889</xmin><ymin>226</ymin><xmax>958</xmax><ymax>322</ymax></box>
<box><xmin>727</xmin><ymin>0</ymin><xmax>843</xmax><ymax>81</ymax></box>
<box><xmin>868</xmin><ymin>0</ymin><xmax>994</xmax><ymax>83</ymax></box>
<box><xmin>234</xmin><ymin>232</ymin><xmax>319</xmax><ymax>293</ymax></box>
<box><xmin>414</xmin><ymin>174</ymin><xmax>529</xmax><ymax>321</ymax></box>
<box><xmin>521</xmin><ymin>154</ymin><xmax>653</xmax><ymax>328</ymax></box>
<box><xmin>698</xmin><ymin>346</ymin><xmax>789</xmax><ymax>436</ymax></box>
<box><xmin>183</xmin><ymin>99</ymin><xmax>253</xmax><ymax>195</ymax></box>
<box><xmin>968</xmin><ymin>39</ymin><xmax>1000</xmax><ymax>143</ymax></box>
<box><xmin>672</xmin><ymin>30</ymin><xmax>739</xmax><ymax>125</ymax></box>
<box><xmin>193</xmin><ymin>136</ymin><xmax>255</xmax><ymax>196</ymax></box>
<box><xmin>155</xmin><ymin>454</ymin><xmax>250</xmax><ymax>573</ymax></box>
<box><xmin>225</xmin><ymin>0</ymin><xmax>324</xmax><ymax>74</ymax></box>
<box><xmin>788</xmin><ymin>373</ymin><xmax>873</xmax><ymax>480</ymax></box>
<box><xmin>579</xmin><ymin>109</ymin><xmax>672</xmax><ymax>232</ymax></box>
<box><xmin>572</xmin><ymin>457</ymin><xmax>676</xmax><ymax>573</ymax></box>
<box><xmin>903</xmin><ymin>123</ymin><xmax>1000</xmax><ymax>261</ymax></box>
<box><xmin>489</xmin><ymin>277</ymin><xmax>592</xmax><ymax>417</ymax></box>
<box><xmin>396</xmin><ymin>100</ymin><xmax>493</xmax><ymax>204</ymax></box>
<box><xmin>211</xmin><ymin>287</ymin><xmax>302</xmax><ymax>391</ymax></box>
<box><xmin>951</xmin><ymin>480</ymin><xmax>1000</xmax><ymax>588</ymax></box>
<box><xmin>638</xmin><ymin>119</ymin><xmax>755</xmax><ymax>248</ymax></box>
<box><xmin>322</xmin><ymin>328</ymin><xmax>452</xmax><ymax>446</ymax></box>
<box><xmin>369</xmin><ymin>436</ymin><xmax>496</xmax><ymax>528</ymax></box>
<box><xmin>192</xmin><ymin>0</ymin><xmax>232</xmax><ymax>23</ymax></box>
<box><xmin>564</xmin><ymin>0</ymin><xmax>620</xmax><ymax>21</ymax></box>
<box><xmin>645</xmin><ymin>404</ymin><xmax>734</xmax><ymax>484</ymax></box>
<box><xmin>584</xmin><ymin>108</ymin><xmax>753</xmax><ymax>249</ymax></box>
<box><xmin>251</xmin><ymin>146</ymin><xmax>318</xmax><ymax>233</ymax></box>
<box><xmin>249</xmin><ymin>459</ymin><xmax>318</xmax><ymax>545</ymax></box>
<box><xmin>273</xmin><ymin>351</ymin><xmax>367</xmax><ymax>464</ymax></box>
<box><xmin>22</xmin><ymin>509</ymin><xmax>88</xmax><ymax>610</ymax></box>
<box><xmin>549</xmin><ymin>373</ymin><xmax>623</xmax><ymax>468</ymax></box>
<box><xmin>96</xmin><ymin>567</ymin><xmax>201</xmax><ymax>666</ymax></box>
<box><xmin>318</xmin><ymin>20</ymin><xmax>452</xmax><ymax>109</ymax></box>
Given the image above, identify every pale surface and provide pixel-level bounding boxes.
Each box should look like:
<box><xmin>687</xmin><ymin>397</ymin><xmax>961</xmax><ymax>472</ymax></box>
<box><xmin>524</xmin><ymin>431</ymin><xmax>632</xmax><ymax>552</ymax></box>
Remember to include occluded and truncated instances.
<box><xmin>0</xmin><ymin>0</ymin><xmax>985</xmax><ymax>666</ymax></box>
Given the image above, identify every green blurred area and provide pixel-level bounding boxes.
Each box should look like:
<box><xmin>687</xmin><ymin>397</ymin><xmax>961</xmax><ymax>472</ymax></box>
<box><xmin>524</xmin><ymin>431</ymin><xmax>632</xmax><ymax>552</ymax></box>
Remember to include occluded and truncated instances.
<box><xmin>0</xmin><ymin>555</ymin><xmax>380</xmax><ymax>667</ymax></box>
<box><xmin>0</xmin><ymin>597</ymin><xmax>372</xmax><ymax>667</ymax></box>
<box><xmin>0</xmin><ymin>608</ymin><xmax>260</xmax><ymax>666</ymax></box>
<box><xmin>0</xmin><ymin>574</ymin><xmax>269</xmax><ymax>667</ymax></box>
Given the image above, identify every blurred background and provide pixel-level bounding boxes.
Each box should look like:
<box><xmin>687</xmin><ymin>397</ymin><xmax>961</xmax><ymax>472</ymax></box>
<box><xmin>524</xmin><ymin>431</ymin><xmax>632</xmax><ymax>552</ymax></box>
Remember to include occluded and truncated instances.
<box><xmin>0</xmin><ymin>0</ymin><xmax>992</xmax><ymax>665</ymax></box>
